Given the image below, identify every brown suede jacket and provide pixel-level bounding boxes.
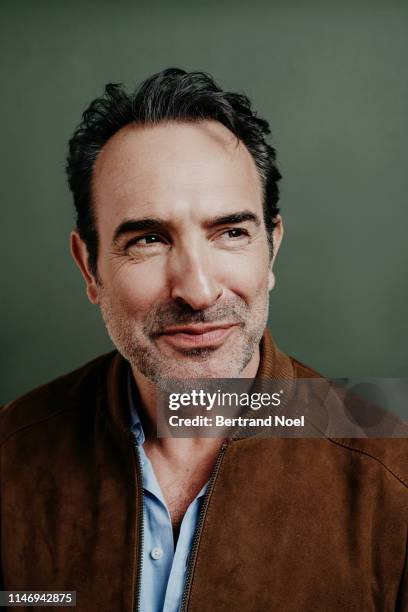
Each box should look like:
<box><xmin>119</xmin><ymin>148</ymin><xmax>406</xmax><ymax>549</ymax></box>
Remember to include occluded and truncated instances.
<box><xmin>1</xmin><ymin>331</ymin><xmax>407</xmax><ymax>611</ymax></box>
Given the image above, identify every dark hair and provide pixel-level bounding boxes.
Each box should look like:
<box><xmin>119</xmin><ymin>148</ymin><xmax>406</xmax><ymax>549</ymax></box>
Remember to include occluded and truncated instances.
<box><xmin>66</xmin><ymin>68</ymin><xmax>281</xmax><ymax>276</ymax></box>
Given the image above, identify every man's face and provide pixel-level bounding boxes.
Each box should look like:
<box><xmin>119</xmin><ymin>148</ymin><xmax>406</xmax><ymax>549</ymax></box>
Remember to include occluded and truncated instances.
<box><xmin>72</xmin><ymin>120</ymin><xmax>282</xmax><ymax>381</ymax></box>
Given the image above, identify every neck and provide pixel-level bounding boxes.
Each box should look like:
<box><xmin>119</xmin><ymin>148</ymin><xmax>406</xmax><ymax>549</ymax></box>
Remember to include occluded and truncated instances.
<box><xmin>131</xmin><ymin>344</ymin><xmax>261</xmax><ymax>459</ymax></box>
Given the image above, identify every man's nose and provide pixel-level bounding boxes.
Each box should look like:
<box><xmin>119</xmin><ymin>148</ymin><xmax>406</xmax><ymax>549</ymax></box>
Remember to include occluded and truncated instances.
<box><xmin>168</xmin><ymin>247</ymin><xmax>223</xmax><ymax>311</ymax></box>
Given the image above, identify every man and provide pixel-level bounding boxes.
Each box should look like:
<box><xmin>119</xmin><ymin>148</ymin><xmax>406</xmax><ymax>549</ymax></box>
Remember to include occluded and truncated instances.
<box><xmin>0</xmin><ymin>69</ymin><xmax>406</xmax><ymax>611</ymax></box>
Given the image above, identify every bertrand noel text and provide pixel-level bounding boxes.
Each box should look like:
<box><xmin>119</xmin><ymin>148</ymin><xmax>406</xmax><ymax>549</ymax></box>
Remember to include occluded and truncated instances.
<box><xmin>168</xmin><ymin>415</ymin><xmax>305</xmax><ymax>427</ymax></box>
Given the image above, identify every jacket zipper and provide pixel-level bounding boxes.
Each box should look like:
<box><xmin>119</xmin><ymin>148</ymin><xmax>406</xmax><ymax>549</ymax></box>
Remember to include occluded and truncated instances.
<box><xmin>179</xmin><ymin>440</ymin><xmax>229</xmax><ymax>612</ymax></box>
<box><xmin>131</xmin><ymin>439</ymin><xmax>144</xmax><ymax>612</ymax></box>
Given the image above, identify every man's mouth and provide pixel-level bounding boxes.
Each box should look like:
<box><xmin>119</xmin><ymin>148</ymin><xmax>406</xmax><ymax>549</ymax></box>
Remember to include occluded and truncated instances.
<box><xmin>156</xmin><ymin>323</ymin><xmax>239</xmax><ymax>351</ymax></box>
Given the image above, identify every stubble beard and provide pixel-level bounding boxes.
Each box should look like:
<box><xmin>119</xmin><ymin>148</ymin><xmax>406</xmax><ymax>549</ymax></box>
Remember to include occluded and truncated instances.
<box><xmin>98</xmin><ymin>290</ymin><xmax>270</xmax><ymax>385</ymax></box>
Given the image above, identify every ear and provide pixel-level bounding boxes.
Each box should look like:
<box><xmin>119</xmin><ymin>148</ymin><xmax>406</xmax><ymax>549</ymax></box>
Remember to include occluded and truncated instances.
<box><xmin>70</xmin><ymin>230</ymin><xmax>100</xmax><ymax>304</ymax></box>
<box><xmin>268</xmin><ymin>215</ymin><xmax>284</xmax><ymax>291</ymax></box>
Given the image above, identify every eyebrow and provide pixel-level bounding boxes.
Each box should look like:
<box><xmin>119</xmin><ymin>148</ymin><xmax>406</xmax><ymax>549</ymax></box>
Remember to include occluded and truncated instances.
<box><xmin>203</xmin><ymin>211</ymin><xmax>261</xmax><ymax>229</ymax></box>
<box><xmin>112</xmin><ymin>210</ymin><xmax>261</xmax><ymax>245</ymax></box>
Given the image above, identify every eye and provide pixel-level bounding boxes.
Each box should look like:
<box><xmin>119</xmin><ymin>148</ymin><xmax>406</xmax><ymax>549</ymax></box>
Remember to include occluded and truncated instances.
<box><xmin>125</xmin><ymin>234</ymin><xmax>170</xmax><ymax>258</ymax></box>
<box><xmin>216</xmin><ymin>227</ymin><xmax>251</xmax><ymax>243</ymax></box>
<box><xmin>127</xmin><ymin>234</ymin><xmax>166</xmax><ymax>247</ymax></box>
<box><xmin>223</xmin><ymin>228</ymin><xmax>248</xmax><ymax>239</ymax></box>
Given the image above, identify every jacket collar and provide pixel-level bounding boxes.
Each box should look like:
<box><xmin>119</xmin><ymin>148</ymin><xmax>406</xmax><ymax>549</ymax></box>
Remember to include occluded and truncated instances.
<box><xmin>257</xmin><ymin>327</ymin><xmax>294</xmax><ymax>379</ymax></box>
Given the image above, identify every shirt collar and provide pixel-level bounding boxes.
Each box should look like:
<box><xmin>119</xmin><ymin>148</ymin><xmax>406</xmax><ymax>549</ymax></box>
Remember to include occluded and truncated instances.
<box><xmin>127</xmin><ymin>368</ymin><xmax>145</xmax><ymax>446</ymax></box>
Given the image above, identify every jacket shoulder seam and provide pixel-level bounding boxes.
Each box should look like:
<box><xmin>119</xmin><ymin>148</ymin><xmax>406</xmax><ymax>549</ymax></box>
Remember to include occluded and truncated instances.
<box><xmin>0</xmin><ymin>351</ymin><xmax>116</xmax><ymax>447</ymax></box>
<box><xmin>327</xmin><ymin>437</ymin><xmax>408</xmax><ymax>489</ymax></box>
<box><xmin>288</xmin><ymin>356</ymin><xmax>408</xmax><ymax>489</ymax></box>
<box><xmin>0</xmin><ymin>403</ymin><xmax>79</xmax><ymax>448</ymax></box>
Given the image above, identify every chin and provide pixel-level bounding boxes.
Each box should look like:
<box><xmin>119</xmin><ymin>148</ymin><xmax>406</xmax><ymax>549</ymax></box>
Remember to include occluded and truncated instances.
<box><xmin>171</xmin><ymin>362</ymin><xmax>241</xmax><ymax>380</ymax></box>
<box><xmin>141</xmin><ymin>345</ymin><xmax>254</xmax><ymax>383</ymax></box>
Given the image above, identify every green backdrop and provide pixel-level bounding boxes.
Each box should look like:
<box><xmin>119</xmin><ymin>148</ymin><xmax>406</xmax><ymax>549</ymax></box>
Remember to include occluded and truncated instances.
<box><xmin>1</xmin><ymin>0</ymin><xmax>407</xmax><ymax>403</ymax></box>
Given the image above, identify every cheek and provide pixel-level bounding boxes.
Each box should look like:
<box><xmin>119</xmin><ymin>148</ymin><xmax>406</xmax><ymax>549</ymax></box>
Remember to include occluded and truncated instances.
<box><xmin>103</xmin><ymin>262</ymin><xmax>167</xmax><ymax>316</ymax></box>
<box><xmin>218</xmin><ymin>251</ymin><xmax>270</xmax><ymax>303</ymax></box>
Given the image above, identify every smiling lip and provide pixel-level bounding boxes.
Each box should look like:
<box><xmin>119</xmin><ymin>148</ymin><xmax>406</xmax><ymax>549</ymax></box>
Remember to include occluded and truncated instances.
<box><xmin>157</xmin><ymin>323</ymin><xmax>239</xmax><ymax>350</ymax></box>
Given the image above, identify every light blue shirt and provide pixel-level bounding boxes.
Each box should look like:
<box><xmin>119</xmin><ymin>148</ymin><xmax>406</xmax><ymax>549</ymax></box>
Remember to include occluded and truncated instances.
<box><xmin>128</xmin><ymin>377</ymin><xmax>208</xmax><ymax>612</ymax></box>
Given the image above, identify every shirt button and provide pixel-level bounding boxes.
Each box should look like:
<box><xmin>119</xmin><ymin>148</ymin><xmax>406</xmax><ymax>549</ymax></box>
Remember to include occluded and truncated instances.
<box><xmin>150</xmin><ymin>547</ymin><xmax>163</xmax><ymax>560</ymax></box>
